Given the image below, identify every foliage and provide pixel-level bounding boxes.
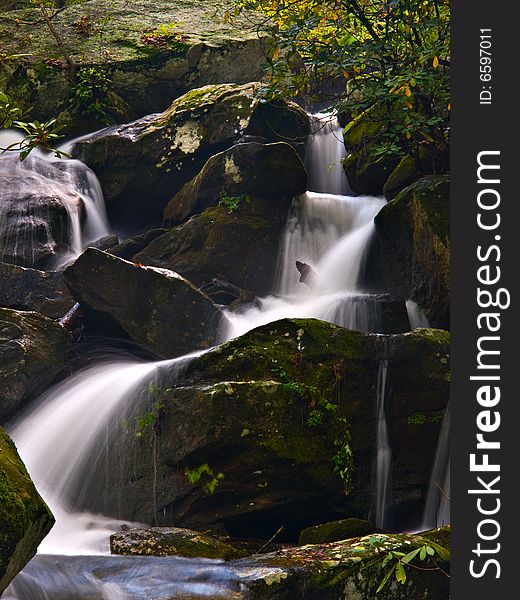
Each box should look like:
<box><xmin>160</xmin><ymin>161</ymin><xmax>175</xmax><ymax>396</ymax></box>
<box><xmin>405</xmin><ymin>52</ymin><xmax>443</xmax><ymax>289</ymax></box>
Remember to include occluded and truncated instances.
<box><xmin>70</xmin><ymin>66</ymin><xmax>114</xmax><ymax>123</ymax></box>
<box><xmin>141</xmin><ymin>22</ymin><xmax>189</xmax><ymax>52</ymax></box>
<box><xmin>218</xmin><ymin>191</ymin><xmax>252</xmax><ymax>213</ymax></box>
<box><xmin>231</xmin><ymin>0</ymin><xmax>450</xmax><ymax>171</ymax></box>
<box><xmin>185</xmin><ymin>463</ymin><xmax>225</xmax><ymax>495</ymax></box>
<box><xmin>0</xmin><ymin>92</ymin><xmax>66</xmax><ymax>159</ymax></box>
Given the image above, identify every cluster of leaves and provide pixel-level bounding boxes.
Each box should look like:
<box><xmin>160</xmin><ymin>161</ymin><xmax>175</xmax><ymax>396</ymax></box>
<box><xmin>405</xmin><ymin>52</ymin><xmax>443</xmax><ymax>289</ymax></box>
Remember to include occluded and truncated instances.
<box><xmin>232</xmin><ymin>0</ymin><xmax>450</xmax><ymax>169</ymax></box>
<box><xmin>185</xmin><ymin>463</ymin><xmax>225</xmax><ymax>495</ymax></box>
<box><xmin>0</xmin><ymin>92</ymin><xmax>66</xmax><ymax>159</ymax></box>
<box><xmin>133</xmin><ymin>383</ymin><xmax>171</xmax><ymax>438</ymax></box>
<box><xmin>141</xmin><ymin>22</ymin><xmax>189</xmax><ymax>52</ymax></box>
<box><xmin>218</xmin><ymin>191</ymin><xmax>252</xmax><ymax>213</ymax></box>
<box><xmin>70</xmin><ymin>66</ymin><xmax>114</xmax><ymax>123</ymax></box>
<box><xmin>364</xmin><ymin>535</ymin><xmax>439</xmax><ymax>592</ymax></box>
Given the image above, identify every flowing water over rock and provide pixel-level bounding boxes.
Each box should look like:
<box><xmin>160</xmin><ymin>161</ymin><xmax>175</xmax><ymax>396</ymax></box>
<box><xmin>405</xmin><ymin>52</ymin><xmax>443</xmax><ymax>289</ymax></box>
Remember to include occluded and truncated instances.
<box><xmin>0</xmin><ymin>131</ymin><xmax>110</xmax><ymax>269</ymax></box>
<box><xmin>373</xmin><ymin>359</ymin><xmax>392</xmax><ymax>529</ymax></box>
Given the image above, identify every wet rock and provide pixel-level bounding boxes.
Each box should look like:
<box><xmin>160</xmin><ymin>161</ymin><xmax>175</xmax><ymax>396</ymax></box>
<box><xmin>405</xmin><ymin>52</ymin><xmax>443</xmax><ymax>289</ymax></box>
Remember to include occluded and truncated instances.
<box><xmin>298</xmin><ymin>518</ymin><xmax>381</xmax><ymax>545</ymax></box>
<box><xmin>95</xmin><ymin>319</ymin><xmax>449</xmax><ymax>536</ymax></box>
<box><xmin>72</xmin><ymin>83</ymin><xmax>309</xmax><ymax>228</ymax></box>
<box><xmin>0</xmin><ymin>263</ymin><xmax>75</xmax><ymax>319</ymax></box>
<box><xmin>243</xmin><ymin>532</ymin><xmax>450</xmax><ymax>600</ymax></box>
<box><xmin>365</xmin><ymin>176</ymin><xmax>450</xmax><ymax>329</ymax></box>
<box><xmin>164</xmin><ymin>142</ymin><xmax>308</xmax><ymax>224</ymax></box>
<box><xmin>0</xmin><ymin>427</ymin><xmax>54</xmax><ymax>595</ymax></box>
<box><xmin>0</xmin><ymin>308</ymin><xmax>71</xmax><ymax>422</ymax></box>
<box><xmin>134</xmin><ymin>198</ymin><xmax>292</xmax><ymax>299</ymax></box>
<box><xmin>110</xmin><ymin>229</ymin><xmax>169</xmax><ymax>260</ymax></box>
<box><xmin>110</xmin><ymin>527</ymin><xmax>245</xmax><ymax>560</ymax></box>
<box><xmin>63</xmin><ymin>247</ymin><xmax>223</xmax><ymax>357</ymax></box>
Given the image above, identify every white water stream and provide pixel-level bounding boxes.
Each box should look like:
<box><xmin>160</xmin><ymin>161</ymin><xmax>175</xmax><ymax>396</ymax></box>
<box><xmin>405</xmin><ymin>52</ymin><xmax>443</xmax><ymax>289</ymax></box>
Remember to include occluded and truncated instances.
<box><xmin>373</xmin><ymin>360</ymin><xmax>392</xmax><ymax>529</ymax></box>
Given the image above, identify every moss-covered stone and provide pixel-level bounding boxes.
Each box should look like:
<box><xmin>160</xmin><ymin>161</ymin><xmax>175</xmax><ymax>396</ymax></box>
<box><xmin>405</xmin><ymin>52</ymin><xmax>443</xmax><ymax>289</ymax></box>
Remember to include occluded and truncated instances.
<box><xmin>0</xmin><ymin>308</ymin><xmax>71</xmax><ymax>422</ymax></box>
<box><xmin>134</xmin><ymin>196</ymin><xmax>292</xmax><ymax>300</ymax></box>
<box><xmin>92</xmin><ymin>318</ymin><xmax>449</xmax><ymax>537</ymax></box>
<box><xmin>0</xmin><ymin>0</ymin><xmax>269</xmax><ymax>128</ymax></box>
<box><xmin>0</xmin><ymin>427</ymin><xmax>54</xmax><ymax>594</ymax></box>
<box><xmin>299</xmin><ymin>518</ymin><xmax>382</xmax><ymax>545</ymax></box>
<box><xmin>365</xmin><ymin>176</ymin><xmax>450</xmax><ymax>329</ymax></box>
<box><xmin>163</xmin><ymin>142</ymin><xmax>308</xmax><ymax>224</ymax></box>
<box><xmin>71</xmin><ymin>83</ymin><xmax>308</xmax><ymax>229</ymax></box>
<box><xmin>63</xmin><ymin>247</ymin><xmax>224</xmax><ymax>357</ymax></box>
<box><xmin>243</xmin><ymin>532</ymin><xmax>450</xmax><ymax>600</ymax></box>
<box><xmin>110</xmin><ymin>526</ymin><xmax>246</xmax><ymax>560</ymax></box>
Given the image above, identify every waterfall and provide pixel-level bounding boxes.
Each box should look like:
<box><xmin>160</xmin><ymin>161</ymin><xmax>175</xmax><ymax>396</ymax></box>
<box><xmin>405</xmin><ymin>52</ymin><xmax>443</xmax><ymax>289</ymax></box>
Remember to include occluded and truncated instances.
<box><xmin>406</xmin><ymin>299</ymin><xmax>430</xmax><ymax>329</ymax></box>
<box><xmin>8</xmin><ymin>352</ymin><xmax>202</xmax><ymax>555</ymax></box>
<box><xmin>421</xmin><ymin>403</ymin><xmax>450</xmax><ymax>529</ymax></box>
<box><xmin>307</xmin><ymin>113</ymin><xmax>350</xmax><ymax>196</ymax></box>
<box><xmin>373</xmin><ymin>360</ymin><xmax>392</xmax><ymax>529</ymax></box>
<box><xmin>0</xmin><ymin>130</ymin><xmax>110</xmax><ymax>269</ymax></box>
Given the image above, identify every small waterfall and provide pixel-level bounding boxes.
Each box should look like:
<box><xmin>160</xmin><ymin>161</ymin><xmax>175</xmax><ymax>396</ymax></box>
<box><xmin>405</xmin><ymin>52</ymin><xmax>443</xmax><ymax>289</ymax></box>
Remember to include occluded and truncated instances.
<box><xmin>8</xmin><ymin>352</ymin><xmax>202</xmax><ymax>555</ymax></box>
<box><xmin>306</xmin><ymin>113</ymin><xmax>350</xmax><ymax>196</ymax></box>
<box><xmin>421</xmin><ymin>403</ymin><xmax>450</xmax><ymax>529</ymax></box>
<box><xmin>373</xmin><ymin>359</ymin><xmax>392</xmax><ymax>529</ymax></box>
<box><xmin>406</xmin><ymin>299</ymin><xmax>430</xmax><ymax>329</ymax></box>
<box><xmin>0</xmin><ymin>130</ymin><xmax>110</xmax><ymax>269</ymax></box>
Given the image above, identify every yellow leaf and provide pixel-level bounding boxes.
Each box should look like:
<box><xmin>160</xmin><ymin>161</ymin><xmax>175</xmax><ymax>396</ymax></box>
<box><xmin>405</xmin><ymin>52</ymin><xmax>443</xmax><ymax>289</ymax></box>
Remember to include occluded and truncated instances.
<box><xmin>433</xmin><ymin>56</ymin><xmax>439</xmax><ymax>68</ymax></box>
<box><xmin>272</xmin><ymin>47</ymin><xmax>280</xmax><ymax>61</ymax></box>
<box><xmin>405</xmin><ymin>101</ymin><xmax>413</xmax><ymax>109</ymax></box>
<box><xmin>447</xmin><ymin>102</ymin><xmax>451</xmax><ymax>111</ymax></box>
<box><xmin>405</xmin><ymin>87</ymin><xmax>412</xmax><ymax>97</ymax></box>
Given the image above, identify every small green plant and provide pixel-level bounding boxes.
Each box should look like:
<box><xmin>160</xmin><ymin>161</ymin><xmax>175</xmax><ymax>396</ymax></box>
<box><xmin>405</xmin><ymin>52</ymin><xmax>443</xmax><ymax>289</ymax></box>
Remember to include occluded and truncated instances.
<box><xmin>218</xmin><ymin>191</ymin><xmax>251</xmax><ymax>213</ymax></box>
<box><xmin>70</xmin><ymin>66</ymin><xmax>114</xmax><ymax>123</ymax></box>
<box><xmin>186</xmin><ymin>463</ymin><xmax>224</xmax><ymax>495</ymax></box>
<box><xmin>375</xmin><ymin>541</ymin><xmax>438</xmax><ymax>592</ymax></box>
<box><xmin>141</xmin><ymin>23</ymin><xmax>189</xmax><ymax>52</ymax></box>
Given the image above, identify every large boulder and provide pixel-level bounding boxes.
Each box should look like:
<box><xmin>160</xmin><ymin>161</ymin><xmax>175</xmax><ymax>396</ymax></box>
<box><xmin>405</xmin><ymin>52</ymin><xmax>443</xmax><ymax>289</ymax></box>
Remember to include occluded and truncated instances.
<box><xmin>0</xmin><ymin>427</ymin><xmax>55</xmax><ymax>594</ymax></box>
<box><xmin>298</xmin><ymin>518</ymin><xmax>381</xmax><ymax>545</ymax></box>
<box><xmin>0</xmin><ymin>308</ymin><xmax>71</xmax><ymax>422</ymax></box>
<box><xmin>0</xmin><ymin>263</ymin><xmax>75</xmax><ymax>319</ymax></box>
<box><xmin>134</xmin><ymin>198</ymin><xmax>292</xmax><ymax>300</ymax></box>
<box><xmin>90</xmin><ymin>318</ymin><xmax>449</xmax><ymax>537</ymax></box>
<box><xmin>366</xmin><ymin>176</ymin><xmax>450</xmax><ymax>329</ymax></box>
<box><xmin>0</xmin><ymin>0</ymin><xmax>270</xmax><ymax>130</ymax></box>
<box><xmin>63</xmin><ymin>248</ymin><xmax>223</xmax><ymax>357</ymax></box>
<box><xmin>164</xmin><ymin>142</ymin><xmax>308</xmax><ymax>224</ymax></box>
<box><xmin>71</xmin><ymin>83</ymin><xmax>309</xmax><ymax>228</ymax></box>
<box><xmin>0</xmin><ymin>154</ymin><xmax>81</xmax><ymax>269</ymax></box>
<box><xmin>110</xmin><ymin>526</ymin><xmax>245</xmax><ymax>560</ymax></box>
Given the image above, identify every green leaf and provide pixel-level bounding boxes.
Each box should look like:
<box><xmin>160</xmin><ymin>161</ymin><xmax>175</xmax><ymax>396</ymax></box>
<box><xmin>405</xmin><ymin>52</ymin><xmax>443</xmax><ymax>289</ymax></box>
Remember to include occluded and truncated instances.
<box><xmin>402</xmin><ymin>548</ymin><xmax>421</xmax><ymax>564</ymax></box>
<box><xmin>395</xmin><ymin>560</ymin><xmax>407</xmax><ymax>584</ymax></box>
<box><xmin>376</xmin><ymin>564</ymin><xmax>396</xmax><ymax>593</ymax></box>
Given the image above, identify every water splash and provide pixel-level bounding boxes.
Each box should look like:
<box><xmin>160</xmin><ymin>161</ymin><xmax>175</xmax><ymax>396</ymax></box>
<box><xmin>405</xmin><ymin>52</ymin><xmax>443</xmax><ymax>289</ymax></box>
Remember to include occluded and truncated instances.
<box><xmin>406</xmin><ymin>299</ymin><xmax>430</xmax><ymax>329</ymax></box>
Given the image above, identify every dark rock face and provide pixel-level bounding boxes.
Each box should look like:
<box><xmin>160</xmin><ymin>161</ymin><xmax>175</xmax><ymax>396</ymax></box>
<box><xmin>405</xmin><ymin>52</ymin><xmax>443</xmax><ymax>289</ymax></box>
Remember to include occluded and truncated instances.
<box><xmin>72</xmin><ymin>83</ymin><xmax>309</xmax><ymax>229</ymax></box>
<box><xmin>298</xmin><ymin>518</ymin><xmax>382</xmax><ymax>545</ymax></box>
<box><xmin>0</xmin><ymin>263</ymin><xmax>75</xmax><ymax>319</ymax></box>
<box><xmin>134</xmin><ymin>198</ymin><xmax>292</xmax><ymax>300</ymax></box>
<box><xmin>243</xmin><ymin>532</ymin><xmax>450</xmax><ymax>600</ymax></box>
<box><xmin>365</xmin><ymin>176</ymin><xmax>450</xmax><ymax>329</ymax></box>
<box><xmin>63</xmin><ymin>248</ymin><xmax>223</xmax><ymax>357</ymax></box>
<box><xmin>91</xmin><ymin>319</ymin><xmax>449</xmax><ymax>538</ymax></box>
<box><xmin>0</xmin><ymin>154</ymin><xmax>81</xmax><ymax>269</ymax></box>
<box><xmin>0</xmin><ymin>308</ymin><xmax>71</xmax><ymax>422</ymax></box>
<box><xmin>110</xmin><ymin>527</ymin><xmax>245</xmax><ymax>560</ymax></box>
<box><xmin>163</xmin><ymin>142</ymin><xmax>308</xmax><ymax>224</ymax></box>
<box><xmin>0</xmin><ymin>427</ymin><xmax>55</xmax><ymax>594</ymax></box>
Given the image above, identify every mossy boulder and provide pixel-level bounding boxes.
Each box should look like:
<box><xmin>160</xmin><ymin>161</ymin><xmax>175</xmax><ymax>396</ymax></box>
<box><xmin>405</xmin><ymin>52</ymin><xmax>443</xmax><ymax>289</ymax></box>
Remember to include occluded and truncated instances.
<box><xmin>110</xmin><ymin>526</ymin><xmax>245</xmax><ymax>560</ymax></box>
<box><xmin>366</xmin><ymin>176</ymin><xmax>450</xmax><ymax>329</ymax></box>
<box><xmin>63</xmin><ymin>247</ymin><xmax>223</xmax><ymax>357</ymax></box>
<box><xmin>163</xmin><ymin>142</ymin><xmax>308</xmax><ymax>224</ymax></box>
<box><xmin>134</xmin><ymin>197</ymin><xmax>292</xmax><ymax>301</ymax></box>
<box><xmin>91</xmin><ymin>319</ymin><xmax>449</xmax><ymax>537</ymax></box>
<box><xmin>342</xmin><ymin>107</ymin><xmax>401</xmax><ymax>195</ymax></box>
<box><xmin>0</xmin><ymin>263</ymin><xmax>75</xmax><ymax>319</ymax></box>
<box><xmin>0</xmin><ymin>308</ymin><xmax>71</xmax><ymax>422</ymax></box>
<box><xmin>0</xmin><ymin>427</ymin><xmax>54</xmax><ymax>594</ymax></box>
<box><xmin>298</xmin><ymin>518</ymin><xmax>381</xmax><ymax>545</ymax></box>
<box><xmin>0</xmin><ymin>0</ymin><xmax>269</xmax><ymax>130</ymax></box>
<box><xmin>71</xmin><ymin>83</ymin><xmax>309</xmax><ymax>229</ymax></box>
<box><xmin>242</xmin><ymin>532</ymin><xmax>449</xmax><ymax>600</ymax></box>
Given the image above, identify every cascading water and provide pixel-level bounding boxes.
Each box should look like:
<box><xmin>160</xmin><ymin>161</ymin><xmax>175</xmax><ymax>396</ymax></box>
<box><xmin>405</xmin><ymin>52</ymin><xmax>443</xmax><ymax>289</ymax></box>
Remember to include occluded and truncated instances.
<box><xmin>373</xmin><ymin>359</ymin><xmax>392</xmax><ymax>529</ymax></box>
<box><xmin>406</xmin><ymin>299</ymin><xmax>430</xmax><ymax>329</ymax></box>
<box><xmin>0</xmin><ymin>130</ymin><xmax>110</xmax><ymax>269</ymax></box>
<box><xmin>421</xmin><ymin>403</ymin><xmax>450</xmax><ymax>529</ymax></box>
